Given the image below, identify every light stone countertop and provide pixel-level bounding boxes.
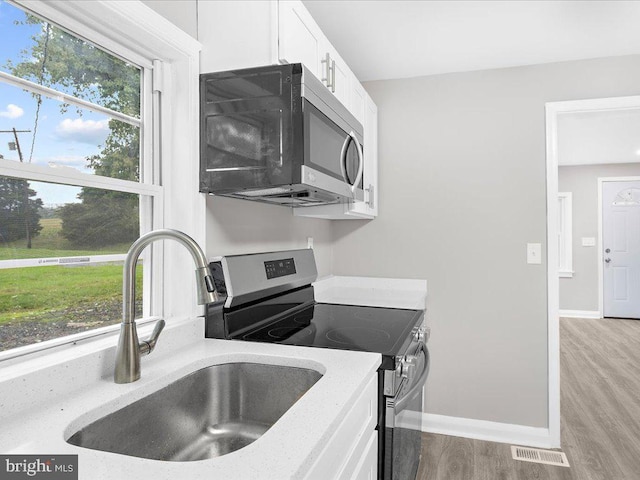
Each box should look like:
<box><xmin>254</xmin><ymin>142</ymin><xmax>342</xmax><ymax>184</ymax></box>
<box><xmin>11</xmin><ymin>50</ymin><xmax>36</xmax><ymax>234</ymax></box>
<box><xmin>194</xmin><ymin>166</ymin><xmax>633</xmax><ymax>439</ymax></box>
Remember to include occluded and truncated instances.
<box><xmin>0</xmin><ymin>318</ymin><xmax>380</xmax><ymax>480</ymax></box>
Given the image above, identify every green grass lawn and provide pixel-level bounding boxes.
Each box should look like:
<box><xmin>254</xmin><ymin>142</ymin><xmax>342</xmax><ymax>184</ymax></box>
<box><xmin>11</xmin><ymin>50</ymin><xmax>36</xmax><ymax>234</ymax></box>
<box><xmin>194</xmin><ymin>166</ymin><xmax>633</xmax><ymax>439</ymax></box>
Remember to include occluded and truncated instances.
<box><xmin>0</xmin><ymin>217</ymin><xmax>141</xmax><ymax>325</ymax></box>
<box><xmin>0</xmin><ymin>264</ymin><xmax>142</xmax><ymax>325</ymax></box>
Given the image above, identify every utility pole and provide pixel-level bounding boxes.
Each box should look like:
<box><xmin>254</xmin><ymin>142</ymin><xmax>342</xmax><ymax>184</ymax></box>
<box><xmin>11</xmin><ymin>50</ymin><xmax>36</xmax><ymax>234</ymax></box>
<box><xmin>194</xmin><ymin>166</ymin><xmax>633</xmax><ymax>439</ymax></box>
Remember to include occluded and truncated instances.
<box><xmin>1</xmin><ymin>128</ymin><xmax>33</xmax><ymax>248</ymax></box>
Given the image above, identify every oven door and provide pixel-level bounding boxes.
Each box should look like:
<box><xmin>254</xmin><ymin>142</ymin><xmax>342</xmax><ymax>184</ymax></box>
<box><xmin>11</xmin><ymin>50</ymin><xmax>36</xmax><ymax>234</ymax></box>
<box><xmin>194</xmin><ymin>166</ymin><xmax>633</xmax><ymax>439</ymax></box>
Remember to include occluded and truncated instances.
<box><xmin>302</xmin><ymin>98</ymin><xmax>364</xmax><ymax>201</ymax></box>
<box><xmin>384</xmin><ymin>342</ymin><xmax>430</xmax><ymax>480</ymax></box>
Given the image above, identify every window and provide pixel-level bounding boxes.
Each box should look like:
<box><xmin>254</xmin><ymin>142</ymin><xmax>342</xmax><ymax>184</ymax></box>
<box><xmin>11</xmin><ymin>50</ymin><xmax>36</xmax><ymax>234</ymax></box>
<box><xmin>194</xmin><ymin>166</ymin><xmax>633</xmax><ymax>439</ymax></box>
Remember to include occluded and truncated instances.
<box><xmin>0</xmin><ymin>0</ymin><xmax>162</xmax><ymax>354</ymax></box>
<box><xmin>558</xmin><ymin>192</ymin><xmax>573</xmax><ymax>278</ymax></box>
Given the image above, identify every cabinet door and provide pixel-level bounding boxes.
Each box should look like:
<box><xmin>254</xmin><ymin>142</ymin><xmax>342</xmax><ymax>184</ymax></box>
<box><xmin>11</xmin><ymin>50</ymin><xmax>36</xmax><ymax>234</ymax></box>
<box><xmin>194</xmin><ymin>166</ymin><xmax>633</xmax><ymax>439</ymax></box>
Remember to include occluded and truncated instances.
<box><xmin>348</xmin><ymin>93</ymin><xmax>378</xmax><ymax>217</ymax></box>
<box><xmin>364</xmin><ymin>94</ymin><xmax>378</xmax><ymax>216</ymax></box>
<box><xmin>278</xmin><ymin>0</ymin><xmax>323</xmax><ymax>78</ymax></box>
<box><xmin>350</xmin><ymin>80</ymin><xmax>367</xmax><ymax>127</ymax></box>
<box><xmin>351</xmin><ymin>430</ymin><xmax>378</xmax><ymax>480</ymax></box>
<box><xmin>326</xmin><ymin>45</ymin><xmax>350</xmax><ymax>107</ymax></box>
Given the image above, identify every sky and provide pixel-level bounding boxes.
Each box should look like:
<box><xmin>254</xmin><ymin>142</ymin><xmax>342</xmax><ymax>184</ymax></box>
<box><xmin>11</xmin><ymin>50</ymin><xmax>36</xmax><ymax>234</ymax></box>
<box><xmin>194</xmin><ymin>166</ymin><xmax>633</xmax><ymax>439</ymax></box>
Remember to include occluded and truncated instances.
<box><xmin>0</xmin><ymin>0</ymin><xmax>135</xmax><ymax>206</ymax></box>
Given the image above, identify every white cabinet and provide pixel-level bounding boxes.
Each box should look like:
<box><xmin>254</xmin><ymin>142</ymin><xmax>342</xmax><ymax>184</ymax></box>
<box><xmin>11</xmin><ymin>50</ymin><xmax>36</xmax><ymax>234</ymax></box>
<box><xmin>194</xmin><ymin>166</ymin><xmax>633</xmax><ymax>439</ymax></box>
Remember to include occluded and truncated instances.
<box><xmin>350</xmin><ymin>80</ymin><xmax>367</xmax><ymax>128</ymax></box>
<box><xmin>198</xmin><ymin>1</ymin><xmax>278</xmax><ymax>74</ymax></box>
<box><xmin>278</xmin><ymin>0</ymin><xmax>323</xmax><ymax>78</ymax></box>
<box><xmin>323</xmin><ymin>44</ymin><xmax>351</xmax><ymax>109</ymax></box>
<box><xmin>278</xmin><ymin>1</ymin><xmax>354</xmax><ymax>117</ymax></box>
<box><xmin>303</xmin><ymin>375</ymin><xmax>378</xmax><ymax>479</ymax></box>
<box><xmin>198</xmin><ymin>0</ymin><xmax>378</xmax><ymax>220</ymax></box>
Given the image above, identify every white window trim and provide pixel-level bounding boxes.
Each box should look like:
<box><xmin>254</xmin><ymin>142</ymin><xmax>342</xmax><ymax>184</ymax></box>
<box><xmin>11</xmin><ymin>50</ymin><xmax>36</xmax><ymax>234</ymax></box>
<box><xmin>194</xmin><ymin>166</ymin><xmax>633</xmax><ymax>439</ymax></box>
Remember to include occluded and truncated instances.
<box><xmin>558</xmin><ymin>192</ymin><xmax>573</xmax><ymax>278</ymax></box>
<box><xmin>0</xmin><ymin>0</ymin><xmax>203</xmax><ymax>362</ymax></box>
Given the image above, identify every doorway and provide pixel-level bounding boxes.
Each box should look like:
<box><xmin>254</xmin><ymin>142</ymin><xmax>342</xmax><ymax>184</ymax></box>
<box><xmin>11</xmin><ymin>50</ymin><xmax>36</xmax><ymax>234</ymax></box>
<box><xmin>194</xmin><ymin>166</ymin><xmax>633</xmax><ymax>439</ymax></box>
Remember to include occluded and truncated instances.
<box><xmin>545</xmin><ymin>95</ymin><xmax>640</xmax><ymax>448</ymax></box>
<box><xmin>600</xmin><ymin>178</ymin><xmax>640</xmax><ymax>319</ymax></box>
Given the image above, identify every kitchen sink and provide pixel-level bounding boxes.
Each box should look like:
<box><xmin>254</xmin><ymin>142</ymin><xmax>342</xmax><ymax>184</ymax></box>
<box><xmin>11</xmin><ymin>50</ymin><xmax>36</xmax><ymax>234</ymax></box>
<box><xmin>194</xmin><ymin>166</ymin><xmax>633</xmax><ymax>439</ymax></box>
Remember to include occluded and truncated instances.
<box><xmin>66</xmin><ymin>362</ymin><xmax>322</xmax><ymax>461</ymax></box>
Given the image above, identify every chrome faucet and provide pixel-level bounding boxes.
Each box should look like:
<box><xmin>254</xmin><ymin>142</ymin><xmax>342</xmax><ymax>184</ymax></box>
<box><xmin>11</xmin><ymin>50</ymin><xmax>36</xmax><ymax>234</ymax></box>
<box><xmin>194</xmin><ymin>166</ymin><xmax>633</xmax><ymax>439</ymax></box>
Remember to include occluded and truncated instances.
<box><xmin>114</xmin><ymin>229</ymin><xmax>218</xmax><ymax>384</ymax></box>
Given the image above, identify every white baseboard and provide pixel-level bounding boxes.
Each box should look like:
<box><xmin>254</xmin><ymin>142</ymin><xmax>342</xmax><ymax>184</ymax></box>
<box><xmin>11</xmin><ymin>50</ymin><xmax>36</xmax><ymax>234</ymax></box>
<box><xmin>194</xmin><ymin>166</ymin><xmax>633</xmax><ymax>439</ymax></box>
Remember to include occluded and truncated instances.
<box><xmin>399</xmin><ymin>413</ymin><xmax>554</xmax><ymax>448</ymax></box>
<box><xmin>559</xmin><ymin>309</ymin><xmax>601</xmax><ymax>319</ymax></box>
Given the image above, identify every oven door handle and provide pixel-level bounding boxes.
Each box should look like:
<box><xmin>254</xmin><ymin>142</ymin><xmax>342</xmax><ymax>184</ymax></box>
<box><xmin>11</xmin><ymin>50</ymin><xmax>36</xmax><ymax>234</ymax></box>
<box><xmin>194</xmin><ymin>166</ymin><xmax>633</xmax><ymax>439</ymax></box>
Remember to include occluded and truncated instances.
<box><xmin>395</xmin><ymin>342</ymin><xmax>430</xmax><ymax>411</ymax></box>
<box><xmin>339</xmin><ymin>131</ymin><xmax>364</xmax><ymax>196</ymax></box>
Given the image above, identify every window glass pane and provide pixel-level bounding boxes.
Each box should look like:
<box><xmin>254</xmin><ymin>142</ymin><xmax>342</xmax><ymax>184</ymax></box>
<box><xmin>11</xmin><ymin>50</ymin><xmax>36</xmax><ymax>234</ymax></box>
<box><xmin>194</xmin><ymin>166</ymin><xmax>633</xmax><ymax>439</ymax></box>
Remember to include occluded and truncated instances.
<box><xmin>0</xmin><ymin>81</ymin><xmax>139</xmax><ymax>181</ymax></box>
<box><xmin>0</xmin><ymin>178</ymin><xmax>142</xmax><ymax>352</ymax></box>
<box><xmin>0</xmin><ymin>263</ymin><xmax>142</xmax><ymax>351</ymax></box>
<box><xmin>0</xmin><ymin>178</ymin><xmax>140</xmax><ymax>256</ymax></box>
<box><xmin>0</xmin><ymin>0</ymin><xmax>141</xmax><ymax>118</ymax></box>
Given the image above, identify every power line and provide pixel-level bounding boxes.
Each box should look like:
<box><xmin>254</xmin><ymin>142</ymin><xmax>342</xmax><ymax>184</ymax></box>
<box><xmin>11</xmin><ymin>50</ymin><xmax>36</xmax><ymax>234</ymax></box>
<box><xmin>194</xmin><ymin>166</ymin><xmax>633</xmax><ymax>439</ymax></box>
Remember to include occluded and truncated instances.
<box><xmin>28</xmin><ymin>21</ymin><xmax>51</xmax><ymax>164</ymax></box>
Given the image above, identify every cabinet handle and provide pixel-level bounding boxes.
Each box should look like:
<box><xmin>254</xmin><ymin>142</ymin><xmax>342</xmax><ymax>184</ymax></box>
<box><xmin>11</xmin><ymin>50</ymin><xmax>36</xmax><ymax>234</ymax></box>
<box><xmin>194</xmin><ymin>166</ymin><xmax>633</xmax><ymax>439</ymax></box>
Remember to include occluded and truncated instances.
<box><xmin>321</xmin><ymin>52</ymin><xmax>333</xmax><ymax>90</ymax></box>
<box><xmin>366</xmin><ymin>184</ymin><xmax>375</xmax><ymax>209</ymax></box>
<box><xmin>331</xmin><ymin>59</ymin><xmax>336</xmax><ymax>93</ymax></box>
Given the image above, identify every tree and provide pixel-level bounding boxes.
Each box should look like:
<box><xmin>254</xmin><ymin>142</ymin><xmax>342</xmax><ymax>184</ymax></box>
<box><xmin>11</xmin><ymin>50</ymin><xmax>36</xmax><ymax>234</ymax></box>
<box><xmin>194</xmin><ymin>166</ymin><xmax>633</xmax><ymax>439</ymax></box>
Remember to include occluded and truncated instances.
<box><xmin>6</xmin><ymin>14</ymin><xmax>141</xmax><ymax>248</ymax></box>
<box><xmin>57</xmin><ymin>190</ymin><xmax>138</xmax><ymax>248</ymax></box>
<box><xmin>0</xmin><ymin>177</ymin><xmax>42</xmax><ymax>243</ymax></box>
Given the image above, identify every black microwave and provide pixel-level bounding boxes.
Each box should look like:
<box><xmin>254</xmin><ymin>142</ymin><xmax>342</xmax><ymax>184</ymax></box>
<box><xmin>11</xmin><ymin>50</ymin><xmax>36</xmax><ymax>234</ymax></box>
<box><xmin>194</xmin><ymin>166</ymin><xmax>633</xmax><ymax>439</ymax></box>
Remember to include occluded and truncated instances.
<box><xmin>200</xmin><ymin>63</ymin><xmax>364</xmax><ymax>207</ymax></box>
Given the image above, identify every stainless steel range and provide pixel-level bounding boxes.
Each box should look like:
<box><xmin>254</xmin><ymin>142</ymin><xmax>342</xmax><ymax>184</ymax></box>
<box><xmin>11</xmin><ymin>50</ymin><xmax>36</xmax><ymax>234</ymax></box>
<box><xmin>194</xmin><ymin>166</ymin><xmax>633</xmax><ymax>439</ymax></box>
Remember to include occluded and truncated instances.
<box><xmin>204</xmin><ymin>249</ymin><xmax>430</xmax><ymax>480</ymax></box>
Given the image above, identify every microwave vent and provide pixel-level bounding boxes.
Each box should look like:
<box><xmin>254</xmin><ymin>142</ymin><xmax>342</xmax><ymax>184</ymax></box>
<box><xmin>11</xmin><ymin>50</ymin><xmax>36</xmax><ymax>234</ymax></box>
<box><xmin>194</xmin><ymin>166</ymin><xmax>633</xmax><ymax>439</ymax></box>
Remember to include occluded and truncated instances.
<box><xmin>240</xmin><ymin>187</ymin><xmax>294</xmax><ymax>197</ymax></box>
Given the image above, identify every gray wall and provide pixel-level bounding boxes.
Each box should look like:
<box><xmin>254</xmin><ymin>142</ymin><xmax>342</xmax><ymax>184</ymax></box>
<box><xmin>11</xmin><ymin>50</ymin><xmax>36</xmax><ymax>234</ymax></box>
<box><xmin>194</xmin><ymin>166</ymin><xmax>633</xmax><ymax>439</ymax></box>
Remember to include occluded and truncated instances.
<box><xmin>332</xmin><ymin>56</ymin><xmax>640</xmax><ymax>428</ymax></box>
<box><xmin>559</xmin><ymin>163</ymin><xmax>640</xmax><ymax>312</ymax></box>
<box><xmin>205</xmin><ymin>196</ymin><xmax>334</xmax><ymax>277</ymax></box>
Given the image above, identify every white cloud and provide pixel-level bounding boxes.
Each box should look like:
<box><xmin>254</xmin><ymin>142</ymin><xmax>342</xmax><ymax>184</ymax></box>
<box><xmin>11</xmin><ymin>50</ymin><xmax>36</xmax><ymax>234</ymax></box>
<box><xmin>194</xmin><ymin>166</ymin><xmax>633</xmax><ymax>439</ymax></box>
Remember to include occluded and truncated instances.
<box><xmin>48</xmin><ymin>155</ymin><xmax>87</xmax><ymax>169</ymax></box>
<box><xmin>0</xmin><ymin>104</ymin><xmax>24</xmax><ymax>119</ymax></box>
<box><xmin>55</xmin><ymin>118</ymin><xmax>109</xmax><ymax>145</ymax></box>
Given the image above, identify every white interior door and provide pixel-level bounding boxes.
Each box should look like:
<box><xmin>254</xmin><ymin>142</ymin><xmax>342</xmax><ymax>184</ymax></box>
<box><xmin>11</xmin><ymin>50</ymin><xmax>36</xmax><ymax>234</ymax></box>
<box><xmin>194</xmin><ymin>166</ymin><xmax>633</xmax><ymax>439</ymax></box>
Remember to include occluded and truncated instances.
<box><xmin>602</xmin><ymin>180</ymin><xmax>640</xmax><ymax>319</ymax></box>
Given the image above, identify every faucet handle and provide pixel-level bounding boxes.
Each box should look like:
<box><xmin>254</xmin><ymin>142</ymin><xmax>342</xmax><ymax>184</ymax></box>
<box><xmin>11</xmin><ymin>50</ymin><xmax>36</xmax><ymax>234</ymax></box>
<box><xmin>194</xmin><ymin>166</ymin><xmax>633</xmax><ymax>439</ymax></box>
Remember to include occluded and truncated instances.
<box><xmin>139</xmin><ymin>319</ymin><xmax>165</xmax><ymax>356</ymax></box>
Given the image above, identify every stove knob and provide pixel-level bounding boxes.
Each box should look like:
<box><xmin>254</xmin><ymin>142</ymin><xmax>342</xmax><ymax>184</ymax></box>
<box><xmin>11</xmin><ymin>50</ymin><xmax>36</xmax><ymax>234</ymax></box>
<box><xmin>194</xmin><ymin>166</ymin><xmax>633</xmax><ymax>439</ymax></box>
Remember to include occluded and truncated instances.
<box><xmin>414</xmin><ymin>326</ymin><xmax>430</xmax><ymax>343</ymax></box>
<box><xmin>398</xmin><ymin>356</ymin><xmax>415</xmax><ymax>379</ymax></box>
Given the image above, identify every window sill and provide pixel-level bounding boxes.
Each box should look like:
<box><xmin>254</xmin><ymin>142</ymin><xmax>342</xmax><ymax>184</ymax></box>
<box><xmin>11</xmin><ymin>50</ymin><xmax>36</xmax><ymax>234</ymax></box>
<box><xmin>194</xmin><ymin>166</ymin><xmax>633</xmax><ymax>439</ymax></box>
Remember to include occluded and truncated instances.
<box><xmin>0</xmin><ymin>316</ymin><xmax>161</xmax><ymax>365</ymax></box>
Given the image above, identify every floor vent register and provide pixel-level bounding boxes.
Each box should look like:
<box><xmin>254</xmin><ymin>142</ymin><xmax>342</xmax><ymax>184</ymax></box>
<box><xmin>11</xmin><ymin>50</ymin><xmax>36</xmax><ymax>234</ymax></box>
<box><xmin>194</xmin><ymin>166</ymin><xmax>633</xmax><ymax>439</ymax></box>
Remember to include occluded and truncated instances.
<box><xmin>510</xmin><ymin>446</ymin><xmax>570</xmax><ymax>467</ymax></box>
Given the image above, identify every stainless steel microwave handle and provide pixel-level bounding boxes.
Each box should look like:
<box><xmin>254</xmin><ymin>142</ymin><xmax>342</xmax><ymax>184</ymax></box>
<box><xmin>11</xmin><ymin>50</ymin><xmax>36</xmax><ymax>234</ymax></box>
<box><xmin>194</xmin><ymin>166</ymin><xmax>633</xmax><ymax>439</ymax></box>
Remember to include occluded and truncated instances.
<box><xmin>340</xmin><ymin>131</ymin><xmax>364</xmax><ymax>196</ymax></box>
<box><xmin>395</xmin><ymin>342</ymin><xmax>430</xmax><ymax>412</ymax></box>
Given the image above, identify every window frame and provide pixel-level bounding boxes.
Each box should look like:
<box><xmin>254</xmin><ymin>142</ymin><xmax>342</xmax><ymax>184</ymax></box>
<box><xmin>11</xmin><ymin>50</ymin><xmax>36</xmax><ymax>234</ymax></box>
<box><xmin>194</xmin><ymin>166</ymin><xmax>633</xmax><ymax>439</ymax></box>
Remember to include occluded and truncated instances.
<box><xmin>0</xmin><ymin>0</ymin><xmax>203</xmax><ymax>361</ymax></box>
<box><xmin>558</xmin><ymin>192</ymin><xmax>573</xmax><ymax>278</ymax></box>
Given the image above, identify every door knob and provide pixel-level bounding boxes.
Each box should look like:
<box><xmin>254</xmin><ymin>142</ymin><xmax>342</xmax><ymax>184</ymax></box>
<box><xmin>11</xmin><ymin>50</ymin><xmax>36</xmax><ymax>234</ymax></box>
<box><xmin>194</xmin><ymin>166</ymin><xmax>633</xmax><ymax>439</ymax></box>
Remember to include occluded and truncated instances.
<box><xmin>605</xmin><ymin>258</ymin><xmax>611</xmax><ymax>263</ymax></box>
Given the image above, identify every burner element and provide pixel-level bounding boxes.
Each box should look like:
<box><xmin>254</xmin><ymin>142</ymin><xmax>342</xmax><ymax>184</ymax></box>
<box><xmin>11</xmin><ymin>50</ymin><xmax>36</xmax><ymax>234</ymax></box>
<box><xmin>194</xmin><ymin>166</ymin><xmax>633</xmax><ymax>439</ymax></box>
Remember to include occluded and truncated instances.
<box><xmin>267</xmin><ymin>325</ymin><xmax>314</xmax><ymax>341</ymax></box>
<box><xmin>326</xmin><ymin>327</ymin><xmax>392</xmax><ymax>349</ymax></box>
<box><xmin>292</xmin><ymin>312</ymin><xmax>314</xmax><ymax>325</ymax></box>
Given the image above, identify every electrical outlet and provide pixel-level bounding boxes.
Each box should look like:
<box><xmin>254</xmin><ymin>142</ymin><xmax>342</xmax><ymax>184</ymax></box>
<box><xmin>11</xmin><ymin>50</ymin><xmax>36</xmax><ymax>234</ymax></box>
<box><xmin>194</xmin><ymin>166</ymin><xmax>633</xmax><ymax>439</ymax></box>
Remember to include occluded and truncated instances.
<box><xmin>307</xmin><ymin>237</ymin><xmax>314</xmax><ymax>249</ymax></box>
<box><xmin>582</xmin><ymin>237</ymin><xmax>596</xmax><ymax>247</ymax></box>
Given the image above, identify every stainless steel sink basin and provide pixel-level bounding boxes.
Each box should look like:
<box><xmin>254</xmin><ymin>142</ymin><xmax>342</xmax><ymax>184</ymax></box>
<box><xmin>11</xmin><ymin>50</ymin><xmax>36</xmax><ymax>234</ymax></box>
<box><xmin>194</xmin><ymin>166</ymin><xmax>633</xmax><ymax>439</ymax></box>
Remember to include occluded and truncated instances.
<box><xmin>66</xmin><ymin>362</ymin><xmax>322</xmax><ymax>461</ymax></box>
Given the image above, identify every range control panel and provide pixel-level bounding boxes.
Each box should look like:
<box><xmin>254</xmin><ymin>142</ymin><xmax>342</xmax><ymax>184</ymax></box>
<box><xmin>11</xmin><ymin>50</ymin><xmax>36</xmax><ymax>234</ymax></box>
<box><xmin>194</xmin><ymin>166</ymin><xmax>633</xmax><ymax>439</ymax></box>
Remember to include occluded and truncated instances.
<box><xmin>264</xmin><ymin>258</ymin><xmax>296</xmax><ymax>279</ymax></box>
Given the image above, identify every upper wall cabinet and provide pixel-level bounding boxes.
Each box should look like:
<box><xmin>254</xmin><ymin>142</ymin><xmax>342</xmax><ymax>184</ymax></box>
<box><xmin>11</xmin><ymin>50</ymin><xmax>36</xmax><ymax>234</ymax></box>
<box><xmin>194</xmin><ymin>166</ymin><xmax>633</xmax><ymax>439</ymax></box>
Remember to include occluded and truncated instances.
<box><xmin>277</xmin><ymin>1</ymin><xmax>359</xmax><ymax>122</ymax></box>
<box><xmin>198</xmin><ymin>0</ymin><xmax>378</xmax><ymax>219</ymax></box>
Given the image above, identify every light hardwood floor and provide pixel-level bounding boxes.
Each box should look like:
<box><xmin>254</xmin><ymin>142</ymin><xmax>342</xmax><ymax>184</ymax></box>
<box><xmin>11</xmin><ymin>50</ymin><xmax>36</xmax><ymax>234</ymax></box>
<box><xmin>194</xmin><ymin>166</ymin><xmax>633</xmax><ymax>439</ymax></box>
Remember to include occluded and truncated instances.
<box><xmin>416</xmin><ymin>317</ymin><xmax>640</xmax><ymax>480</ymax></box>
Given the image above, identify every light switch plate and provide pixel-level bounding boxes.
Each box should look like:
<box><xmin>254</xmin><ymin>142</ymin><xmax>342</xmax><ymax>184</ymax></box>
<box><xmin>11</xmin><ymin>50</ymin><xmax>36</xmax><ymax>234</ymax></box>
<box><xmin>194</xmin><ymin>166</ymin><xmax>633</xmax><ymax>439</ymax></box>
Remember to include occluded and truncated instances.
<box><xmin>582</xmin><ymin>237</ymin><xmax>596</xmax><ymax>247</ymax></box>
<box><xmin>527</xmin><ymin>243</ymin><xmax>542</xmax><ymax>264</ymax></box>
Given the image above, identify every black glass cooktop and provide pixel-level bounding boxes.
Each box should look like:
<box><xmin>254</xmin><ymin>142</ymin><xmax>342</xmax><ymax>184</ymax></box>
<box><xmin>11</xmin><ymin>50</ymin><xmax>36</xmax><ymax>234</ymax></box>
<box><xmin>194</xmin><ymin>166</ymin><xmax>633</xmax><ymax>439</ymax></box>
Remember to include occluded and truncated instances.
<box><xmin>238</xmin><ymin>303</ymin><xmax>423</xmax><ymax>357</ymax></box>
